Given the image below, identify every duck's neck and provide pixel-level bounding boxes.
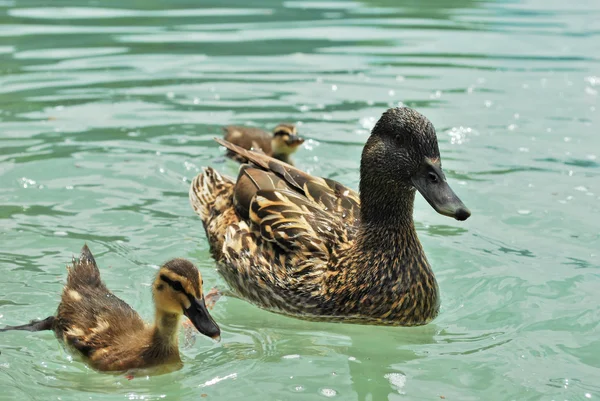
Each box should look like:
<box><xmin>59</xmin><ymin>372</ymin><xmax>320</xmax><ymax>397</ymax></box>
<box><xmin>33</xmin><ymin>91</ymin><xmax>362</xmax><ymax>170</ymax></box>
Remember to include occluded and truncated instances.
<box><xmin>347</xmin><ymin>184</ymin><xmax>439</xmax><ymax>324</ymax></box>
<box><xmin>151</xmin><ymin>311</ymin><xmax>181</xmax><ymax>352</ymax></box>
<box><xmin>355</xmin><ymin>186</ymin><xmax>425</xmax><ymax>264</ymax></box>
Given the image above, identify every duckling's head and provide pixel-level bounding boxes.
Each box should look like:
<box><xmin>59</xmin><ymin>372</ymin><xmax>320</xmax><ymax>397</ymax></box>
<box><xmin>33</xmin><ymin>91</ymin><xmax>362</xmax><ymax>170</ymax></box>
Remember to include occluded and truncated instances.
<box><xmin>271</xmin><ymin>124</ymin><xmax>304</xmax><ymax>156</ymax></box>
<box><xmin>361</xmin><ymin>107</ymin><xmax>470</xmax><ymax>221</ymax></box>
<box><xmin>153</xmin><ymin>259</ymin><xmax>221</xmax><ymax>341</ymax></box>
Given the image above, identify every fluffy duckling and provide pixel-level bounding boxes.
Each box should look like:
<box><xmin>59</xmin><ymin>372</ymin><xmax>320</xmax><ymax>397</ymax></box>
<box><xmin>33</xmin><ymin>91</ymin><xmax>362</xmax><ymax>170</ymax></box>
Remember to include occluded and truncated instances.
<box><xmin>190</xmin><ymin>107</ymin><xmax>470</xmax><ymax>326</ymax></box>
<box><xmin>223</xmin><ymin>123</ymin><xmax>304</xmax><ymax>165</ymax></box>
<box><xmin>0</xmin><ymin>245</ymin><xmax>220</xmax><ymax>372</ymax></box>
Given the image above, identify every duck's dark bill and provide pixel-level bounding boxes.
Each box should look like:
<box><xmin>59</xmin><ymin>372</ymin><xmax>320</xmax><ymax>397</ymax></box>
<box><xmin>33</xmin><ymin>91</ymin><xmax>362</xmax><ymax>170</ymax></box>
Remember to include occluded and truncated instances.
<box><xmin>184</xmin><ymin>297</ymin><xmax>221</xmax><ymax>341</ymax></box>
<box><xmin>411</xmin><ymin>169</ymin><xmax>471</xmax><ymax>221</ymax></box>
<box><xmin>286</xmin><ymin>135</ymin><xmax>305</xmax><ymax>146</ymax></box>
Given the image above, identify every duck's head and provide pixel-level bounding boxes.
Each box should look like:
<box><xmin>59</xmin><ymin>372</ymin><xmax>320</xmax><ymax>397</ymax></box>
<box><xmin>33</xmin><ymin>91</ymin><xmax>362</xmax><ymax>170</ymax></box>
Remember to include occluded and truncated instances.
<box><xmin>153</xmin><ymin>259</ymin><xmax>221</xmax><ymax>341</ymax></box>
<box><xmin>361</xmin><ymin>107</ymin><xmax>470</xmax><ymax>221</ymax></box>
<box><xmin>271</xmin><ymin>124</ymin><xmax>304</xmax><ymax>156</ymax></box>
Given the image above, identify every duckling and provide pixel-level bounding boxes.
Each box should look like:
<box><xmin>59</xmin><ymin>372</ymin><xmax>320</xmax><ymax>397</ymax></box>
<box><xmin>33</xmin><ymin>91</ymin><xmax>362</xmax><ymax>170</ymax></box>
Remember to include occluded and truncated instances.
<box><xmin>223</xmin><ymin>123</ymin><xmax>304</xmax><ymax>165</ymax></box>
<box><xmin>0</xmin><ymin>245</ymin><xmax>220</xmax><ymax>372</ymax></box>
<box><xmin>190</xmin><ymin>107</ymin><xmax>471</xmax><ymax>326</ymax></box>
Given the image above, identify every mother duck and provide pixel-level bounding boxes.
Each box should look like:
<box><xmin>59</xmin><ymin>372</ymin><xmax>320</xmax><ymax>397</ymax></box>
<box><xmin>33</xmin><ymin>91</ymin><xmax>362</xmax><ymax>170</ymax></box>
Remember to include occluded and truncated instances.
<box><xmin>190</xmin><ymin>107</ymin><xmax>470</xmax><ymax>326</ymax></box>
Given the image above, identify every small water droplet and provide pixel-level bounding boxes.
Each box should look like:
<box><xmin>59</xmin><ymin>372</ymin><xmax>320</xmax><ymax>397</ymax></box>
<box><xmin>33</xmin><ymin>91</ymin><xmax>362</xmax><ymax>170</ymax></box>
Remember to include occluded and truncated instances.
<box><xmin>320</xmin><ymin>388</ymin><xmax>337</xmax><ymax>397</ymax></box>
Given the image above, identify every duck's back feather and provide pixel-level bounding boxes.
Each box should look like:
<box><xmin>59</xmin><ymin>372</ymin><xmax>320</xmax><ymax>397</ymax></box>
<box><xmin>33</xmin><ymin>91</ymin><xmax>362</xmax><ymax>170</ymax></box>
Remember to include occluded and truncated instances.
<box><xmin>216</xmin><ymin>138</ymin><xmax>361</xmax><ymax>228</ymax></box>
<box><xmin>190</xmin><ymin>139</ymin><xmax>363</xmax><ymax>315</ymax></box>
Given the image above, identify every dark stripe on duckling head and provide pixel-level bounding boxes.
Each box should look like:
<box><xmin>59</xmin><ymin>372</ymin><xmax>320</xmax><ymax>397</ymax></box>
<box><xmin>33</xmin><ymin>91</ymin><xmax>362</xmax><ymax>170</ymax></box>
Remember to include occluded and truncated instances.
<box><xmin>273</xmin><ymin>124</ymin><xmax>296</xmax><ymax>137</ymax></box>
<box><xmin>160</xmin><ymin>274</ymin><xmax>199</xmax><ymax>310</ymax></box>
<box><xmin>159</xmin><ymin>274</ymin><xmax>186</xmax><ymax>294</ymax></box>
<box><xmin>162</xmin><ymin>259</ymin><xmax>200</xmax><ymax>292</ymax></box>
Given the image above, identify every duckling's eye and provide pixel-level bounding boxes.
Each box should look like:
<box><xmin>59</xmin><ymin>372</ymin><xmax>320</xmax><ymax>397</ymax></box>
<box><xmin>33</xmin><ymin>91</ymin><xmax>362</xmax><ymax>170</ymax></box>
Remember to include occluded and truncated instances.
<box><xmin>160</xmin><ymin>274</ymin><xmax>185</xmax><ymax>292</ymax></box>
<box><xmin>428</xmin><ymin>172</ymin><xmax>439</xmax><ymax>183</ymax></box>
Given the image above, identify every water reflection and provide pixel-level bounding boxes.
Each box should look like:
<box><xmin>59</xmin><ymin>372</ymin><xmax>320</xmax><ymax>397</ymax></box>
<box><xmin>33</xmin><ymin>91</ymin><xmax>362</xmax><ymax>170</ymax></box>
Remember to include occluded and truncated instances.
<box><xmin>1</xmin><ymin>0</ymin><xmax>600</xmax><ymax>399</ymax></box>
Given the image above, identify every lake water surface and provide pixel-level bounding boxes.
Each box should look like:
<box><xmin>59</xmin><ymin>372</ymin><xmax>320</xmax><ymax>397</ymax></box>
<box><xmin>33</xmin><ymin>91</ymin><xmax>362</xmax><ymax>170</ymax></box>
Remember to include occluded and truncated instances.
<box><xmin>1</xmin><ymin>0</ymin><xmax>599</xmax><ymax>400</ymax></box>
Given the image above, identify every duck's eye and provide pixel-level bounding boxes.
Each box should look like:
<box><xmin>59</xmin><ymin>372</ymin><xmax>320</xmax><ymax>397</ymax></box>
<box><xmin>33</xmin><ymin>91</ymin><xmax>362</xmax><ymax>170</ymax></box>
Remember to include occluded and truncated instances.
<box><xmin>160</xmin><ymin>274</ymin><xmax>185</xmax><ymax>292</ymax></box>
<box><xmin>428</xmin><ymin>172</ymin><xmax>439</xmax><ymax>183</ymax></box>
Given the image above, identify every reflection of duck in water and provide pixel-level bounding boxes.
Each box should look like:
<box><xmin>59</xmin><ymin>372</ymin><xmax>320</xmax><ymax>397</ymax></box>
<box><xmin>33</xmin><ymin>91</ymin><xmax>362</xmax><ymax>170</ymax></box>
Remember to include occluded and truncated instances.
<box><xmin>191</xmin><ymin>107</ymin><xmax>470</xmax><ymax>326</ymax></box>
<box><xmin>223</xmin><ymin>123</ymin><xmax>304</xmax><ymax>165</ymax></box>
<box><xmin>0</xmin><ymin>245</ymin><xmax>220</xmax><ymax>372</ymax></box>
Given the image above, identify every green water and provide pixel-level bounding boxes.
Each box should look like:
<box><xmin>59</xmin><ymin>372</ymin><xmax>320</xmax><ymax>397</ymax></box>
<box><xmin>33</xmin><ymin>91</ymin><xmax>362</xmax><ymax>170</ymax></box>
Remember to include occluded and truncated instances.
<box><xmin>1</xmin><ymin>0</ymin><xmax>599</xmax><ymax>399</ymax></box>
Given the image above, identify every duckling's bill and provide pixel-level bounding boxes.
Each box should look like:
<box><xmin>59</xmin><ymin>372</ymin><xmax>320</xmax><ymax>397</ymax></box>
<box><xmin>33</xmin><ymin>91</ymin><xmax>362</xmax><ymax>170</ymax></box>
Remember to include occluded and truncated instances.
<box><xmin>411</xmin><ymin>160</ymin><xmax>471</xmax><ymax>221</ymax></box>
<box><xmin>184</xmin><ymin>296</ymin><xmax>221</xmax><ymax>341</ymax></box>
<box><xmin>285</xmin><ymin>135</ymin><xmax>304</xmax><ymax>147</ymax></box>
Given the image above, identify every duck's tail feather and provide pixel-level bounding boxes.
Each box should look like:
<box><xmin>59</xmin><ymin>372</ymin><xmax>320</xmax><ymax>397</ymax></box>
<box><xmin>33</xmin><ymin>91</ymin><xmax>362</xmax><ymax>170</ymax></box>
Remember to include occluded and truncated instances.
<box><xmin>0</xmin><ymin>316</ymin><xmax>54</xmax><ymax>332</ymax></box>
<box><xmin>189</xmin><ymin>167</ymin><xmax>234</xmax><ymax>223</ymax></box>
<box><xmin>67</xmin><ymin>244</ymin><xmax>102</xmax><ymax>289</ymax></box>
<box><xmin>190</xmin><ymin>167</ymin><xmax>237</xmax><ymax>261</ymax></box>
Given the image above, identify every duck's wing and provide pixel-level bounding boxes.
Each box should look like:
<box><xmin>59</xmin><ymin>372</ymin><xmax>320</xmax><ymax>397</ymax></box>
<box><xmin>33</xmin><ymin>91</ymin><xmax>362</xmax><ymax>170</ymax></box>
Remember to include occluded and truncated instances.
<box><xmin>56</xmin><ymin>245</ymin><xmax>145</xmax><ymax>357</ymax></box>
<box><xmin>245</xmin><ymin>183</ymin><xmax>347</xmax><ymax>258</ymax></box>
<box><xmin>219</xmin><ymin>138</ymin><xmax>359</xmax><ymax>271</ymax></box>
<box><xmin>216</xmin><ymin>138</ymin><xmax>361</xmax><ymax>228</ymax></box>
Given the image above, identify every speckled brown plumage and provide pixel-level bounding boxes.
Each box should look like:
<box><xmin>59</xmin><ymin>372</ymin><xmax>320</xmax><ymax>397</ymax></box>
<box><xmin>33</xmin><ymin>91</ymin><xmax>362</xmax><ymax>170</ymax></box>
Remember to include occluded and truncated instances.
<box><xmin>191</xmin><ymin>107</ymin><xmax>471</xmax><ymax>326</ymax></box>
<box><xmin>0</xmin><ymin>245</ymin><xmax>220</xmax><ymax>372</ymax></box>
<box><xmin>223</xmin><ymin>123</ymin><xmax>304</xmax><ymax>165</ymax></box>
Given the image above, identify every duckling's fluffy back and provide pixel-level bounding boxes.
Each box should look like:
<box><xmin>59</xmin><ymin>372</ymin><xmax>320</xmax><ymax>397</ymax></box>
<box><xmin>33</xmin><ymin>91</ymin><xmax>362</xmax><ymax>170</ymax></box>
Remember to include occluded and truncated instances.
<box><xmin>54</xmin><ymin>246</ymin><xmax>147</xmax><ymax>363</ymax></box>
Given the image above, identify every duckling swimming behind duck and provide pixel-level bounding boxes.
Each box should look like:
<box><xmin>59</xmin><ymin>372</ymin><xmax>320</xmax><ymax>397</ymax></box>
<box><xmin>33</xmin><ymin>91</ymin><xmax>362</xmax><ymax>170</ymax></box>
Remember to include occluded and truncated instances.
<box><xmin>223</xmin><ymin>123</ymin><xmax>304</xmax><ymax>165</ymax></box>
<box><xmin>0</xmin><ymin>245</ymin><xmax>220</xmax><ymax>372</ymax></box>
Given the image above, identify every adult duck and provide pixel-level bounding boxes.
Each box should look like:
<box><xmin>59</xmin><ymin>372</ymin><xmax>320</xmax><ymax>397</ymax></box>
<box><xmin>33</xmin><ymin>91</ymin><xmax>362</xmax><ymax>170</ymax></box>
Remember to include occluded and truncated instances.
<box><xmin>190</xmin><ymin>107</ymin><xmax>470</xmax><ymax>326</ymax></box>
